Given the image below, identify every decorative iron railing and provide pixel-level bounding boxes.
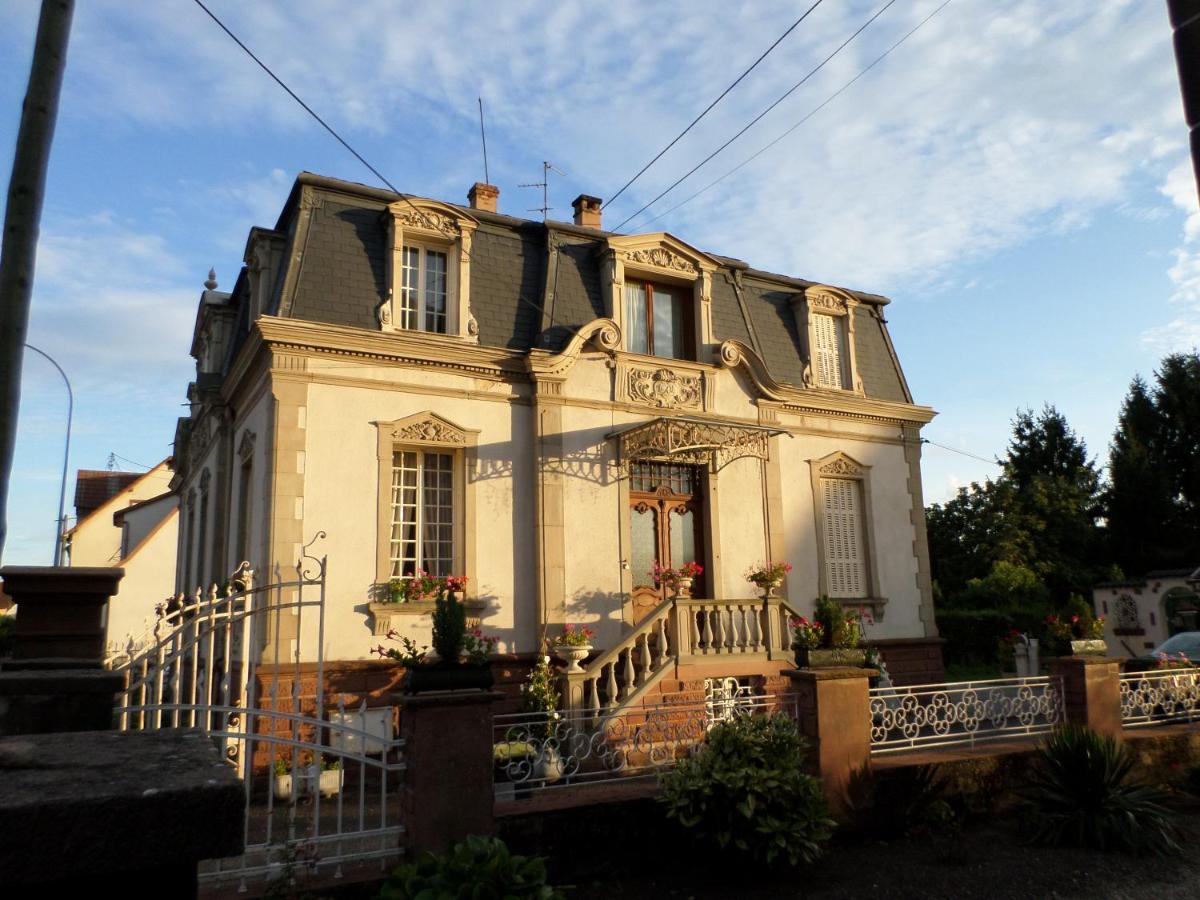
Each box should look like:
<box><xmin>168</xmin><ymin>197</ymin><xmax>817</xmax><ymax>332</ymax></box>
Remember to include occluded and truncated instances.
<box><xmin>493</xmin><ymin>692</ymin><xmax>798</xmax><ymax>797</ymax></box>
<box><xmin>869</xmin><ymin>676</ymin><xmax>1063</xmax><ymax>754</ymax></box>
<box><xmin>1120</xmin><ymin>668</ymin><xmax>1200</xmax><ymax>728</ymax></box>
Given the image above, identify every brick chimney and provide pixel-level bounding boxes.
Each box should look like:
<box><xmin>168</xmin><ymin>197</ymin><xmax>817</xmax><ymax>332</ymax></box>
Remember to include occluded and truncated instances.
<box><xmin>572</xmin><ymin>194</ymin><xmax>602</xmax><ymax>229</ymax></box>
<box><xmin>467</xmin><ymin>182</ymin><xmax>499</xmax><ymax>213</ymax></box>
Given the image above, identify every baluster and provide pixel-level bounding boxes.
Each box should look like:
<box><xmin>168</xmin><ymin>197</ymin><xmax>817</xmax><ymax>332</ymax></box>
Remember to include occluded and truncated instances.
<box><xmin>639</xmin><ymin>634</ymin><xmax>650</xmax><ymax>684</ymax></box>
<box><xmin>702</xmin><ymin>609</ymin><xmax>714</xmax><ymax>652</ymax></box>
<box><xmin>743</xmin><ymin>606</ymin><xmax>755</xmax><ymax>651</ymax></box>
<box><xmin>589</xmin><ymin>676</ymin><xmax>601</xmax><ymax>722</ymax></box>
<box><xmin>622</xmin><ymin>647</ymin><xmax>635</xmax><ymax>698</ymax></box>
<box><xmin>656</xmin><ymin>616</ymin><xmax>668</xmax><ymax>667</ymax></box>
<box><xmin>715</xmin><ymin>608</ymin><xmax>727</xmax><ymax>652</ymax></box>
<box><xmin>605</xmin><ymin>662</ymin><xmax>618</xmax><ymax>711</ymax></box>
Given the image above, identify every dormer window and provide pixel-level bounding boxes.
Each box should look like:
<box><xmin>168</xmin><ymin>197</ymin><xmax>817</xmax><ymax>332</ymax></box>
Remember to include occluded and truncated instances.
<box><xmin>795</xmin><ymin>285</ymin><xmax>864</xmax><ymax>394</ymax></box>
<box><xmin>383</xmin><ymin>200</ymin><xmax>478</xmax><ymax>339</ymax></box>
<box><xmin>811</xmin><ymin>312</ymin><xmax>847</xmax><ymax>389</ymax></box>
<box><xmin>624</xmin><ymin>279</ymin><xmax>693</xmax><ymax>360</ymax></box>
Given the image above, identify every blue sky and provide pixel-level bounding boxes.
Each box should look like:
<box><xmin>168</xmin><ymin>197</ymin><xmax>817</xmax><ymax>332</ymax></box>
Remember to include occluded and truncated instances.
<box><xmin>1</xmin><ymin>0</ymin><xmax>1197</xmax><ymax>566</ymax></box>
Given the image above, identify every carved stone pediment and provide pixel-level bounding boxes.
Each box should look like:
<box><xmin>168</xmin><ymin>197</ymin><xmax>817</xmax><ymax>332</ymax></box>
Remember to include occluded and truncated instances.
<box><xmin>807</xmin><ymin>288</ymin><xmax>851</xmax><ymax>316</ymax></box>
<box><xmin>817</xmin><ymin>452</ymin><xmax>866</xmax><ymax>478</ymax></box>
<box><xmin>625</xmin><ymin>366</ymin><xmax>704</xmax><ymax>410</ymax></box>
<box><xmin>378</xmin><ymin>411</ymin><xmax>476</xmax><ymax>448</ymax></box>
<box><xmin>395</xmin><ymin>207</ymin><xmax>460</xmax><ymax>238</ymax></box>
<box><xmin>624</xmin><ymin>247</ymin><xmax>698</xmax><ymax>275</ymax></box>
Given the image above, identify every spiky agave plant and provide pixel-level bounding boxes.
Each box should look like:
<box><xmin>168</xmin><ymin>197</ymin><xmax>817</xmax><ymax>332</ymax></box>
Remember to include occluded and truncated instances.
<box><xmin>1023</xmin><ymin>725</ymin><xmax>1180</xmax><ymax>855</ymax></box>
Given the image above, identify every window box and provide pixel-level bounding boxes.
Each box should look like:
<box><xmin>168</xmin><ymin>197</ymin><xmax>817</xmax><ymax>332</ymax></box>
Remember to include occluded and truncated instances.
<box><xmin>402</xmin><ymin>661</ymin><xmax>494</xmax><ymax>694</ymax></box>
<box><xmin>794</xmin><ymin>647</ymin><xmax>869</xmax><ymax>669</ymax></box>
<box><xmin>368</xmin><ymin>598</ymin><xmax>487</xmax><ymax>636</ymax></box>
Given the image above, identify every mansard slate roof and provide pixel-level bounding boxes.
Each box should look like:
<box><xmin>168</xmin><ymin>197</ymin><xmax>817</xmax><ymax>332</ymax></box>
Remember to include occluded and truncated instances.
<box><xmin>241</xmin><ymin>172</ymin><xmax>914</xmax><ymax>403</ymax></box>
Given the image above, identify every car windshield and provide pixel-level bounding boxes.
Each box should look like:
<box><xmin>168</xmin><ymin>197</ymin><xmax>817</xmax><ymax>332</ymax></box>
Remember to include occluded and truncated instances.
<box><xmin>1155</xmin><ymin>633</ymin><xmax>1200</xmax><ymax>657</ymax></box>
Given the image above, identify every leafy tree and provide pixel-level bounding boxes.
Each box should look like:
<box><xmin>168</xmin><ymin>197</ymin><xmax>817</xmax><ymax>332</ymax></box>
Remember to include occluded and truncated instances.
<box><xmin>1106</xmin><ymin>352</ymin><xmax>1200</xmax><ymax>573</ymax></box>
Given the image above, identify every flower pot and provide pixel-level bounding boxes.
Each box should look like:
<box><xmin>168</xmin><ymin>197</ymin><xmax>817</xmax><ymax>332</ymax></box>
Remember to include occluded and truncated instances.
<box><xmin>672</xmin><ymin>576</ymin><xmax>694</xmax><ymax>600</ymax></box>
<box><xmin>273</xmin><ymin>774</ymin><xmax>294</xmax><ymax>801</ymax></box>
<box><xmin>757</xmin><ymin>577</ymin><xmax>783</xmax><ymax>599</ymax></box>
<box><xmin>534</xmin><ymin>746</ymin><xmax>566</xmax><ymax>784</ymax></box>
<box><xmin>794</xmin><ymin>647</ymin><xmax>868</xmax><ymax>668</ymax></box>
<box><xmin>403</xmin><ymin>662</ymin><xmax>495</xmax><ymax>693</ymax></box>
<box><xmin>318</xmin><ymin>768</ymin><xmax>343</xmax><ymax>798</ymax></box>
<box><xmin>553</xmin><ymin>643</ymin><xmax>591</xmax><ymax>673</ymax></box>
<box><xmin>1070</xmin><ymin>639</ymin><xmax>1107</xmax><ymax>657</ymax></box>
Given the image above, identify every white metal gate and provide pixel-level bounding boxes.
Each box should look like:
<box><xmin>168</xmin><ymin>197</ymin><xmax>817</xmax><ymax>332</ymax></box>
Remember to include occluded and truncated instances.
<box><xmin>112</xmin><ymin>538</ymin><xmax>407</xmax><ymax>893</ymax></box>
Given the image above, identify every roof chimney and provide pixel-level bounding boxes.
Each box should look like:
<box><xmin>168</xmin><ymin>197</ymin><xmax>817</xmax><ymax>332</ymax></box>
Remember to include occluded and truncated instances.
<box><xmin>572</xmin><ymin>194</ymin><xmax>602</xmax><ymax>229</ymax></box>
<box><xmin>468</xmin><ymin>182</ymin><xmax>499</xmax><ymax>213</ymax></box>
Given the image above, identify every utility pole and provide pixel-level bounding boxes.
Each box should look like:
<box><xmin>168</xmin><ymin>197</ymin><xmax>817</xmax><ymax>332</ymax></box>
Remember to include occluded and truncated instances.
<box><xmin>0</xmin><ymin>0</ymin><xmax>75</xmax><ymax>564</ymax></box>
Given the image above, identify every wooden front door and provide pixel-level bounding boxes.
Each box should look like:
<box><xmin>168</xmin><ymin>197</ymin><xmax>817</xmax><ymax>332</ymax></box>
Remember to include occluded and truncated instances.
<box><xmin>629</xmin><ymin>461</ymin><xmax>705</xmax><ymax>623</ymax></box>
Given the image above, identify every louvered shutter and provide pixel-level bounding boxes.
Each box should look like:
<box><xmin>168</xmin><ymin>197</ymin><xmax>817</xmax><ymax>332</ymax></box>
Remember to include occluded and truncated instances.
<box><xmin>821</xmin><ymin>477</ymin><xmax>867</xmax><ymax>597</ymax></box>
<box><xmin>812</xmin><ymin>314</ymin><xmax>844</xmax><ymax>389</ymax></box>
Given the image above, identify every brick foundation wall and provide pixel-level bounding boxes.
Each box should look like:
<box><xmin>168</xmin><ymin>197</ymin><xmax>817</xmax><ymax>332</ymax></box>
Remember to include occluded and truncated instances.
<box><xmin>872</xmin><ymin>637</ymin><xmax>945</xmax><ymax>685</ymax></box>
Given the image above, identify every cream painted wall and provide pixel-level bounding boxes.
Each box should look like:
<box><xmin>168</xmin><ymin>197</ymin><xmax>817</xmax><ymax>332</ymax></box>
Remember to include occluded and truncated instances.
<box><xmin>776</xmin><ymin>422</ymin><xmax>922</xmax><ymax>640</ymax></box>
<box><xmin>712</xmin><ymin>456</ymin><xmax>768</xmax><ymax>599</ymax></box>
<box><xmin>69</xmin><ymin>463</ymin><xmax>173</xmax><ymax>567</ymax></box>
<box><xmin>302</xmin><ymin>378</ymin><xmax>534</xmax><ymax>661</ymax></box>
<box><xmin>105</xmin><ymin>507</ymin><xmax>179</xmax><ymax>658</ymax></box>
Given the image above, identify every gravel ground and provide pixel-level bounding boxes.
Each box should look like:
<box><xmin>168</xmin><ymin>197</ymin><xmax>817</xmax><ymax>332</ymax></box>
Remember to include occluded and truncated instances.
<box><xmin>567</xmin><ymin>820</ymin><xmax>1200</xmax><ymax>900</ymax></box>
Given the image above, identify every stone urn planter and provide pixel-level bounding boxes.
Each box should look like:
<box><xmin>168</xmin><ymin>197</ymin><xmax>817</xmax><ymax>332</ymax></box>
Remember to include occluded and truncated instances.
<box><xmin>318</xmin><ymin>767</ymin><xmax>343</xmax><ymax>798</ymax></box>
<box><xmin>534</xmin><ymin>746</ymin><xmax>566</xmax><ymax>784</ymax></box>
<box><xmin>403</xmin><ymin>662</ymin><xmax>495</xmax><ymax>694</ymax></box>
<box><xmin>1070</xmin><ymin>639</ymin><xmax>1107</xmax><ymax>657</ymax></box>
<box><xmin>672</xmin><ymin>576</ymin><xmax>694</xmax><ymax>599</ymax></box>
<box><xmin>553</xmin><ymin>643</ymin><xmax>592</xmax><ymax>673</ymax></box>
<box><xmin>794</xmin><ymin>647</ymin><xmax>869</xmax><ymax>668</ymax></box>
<box><xmin>756</xmin><ymin>577</ymin><xmax>783</xmax><ymax>599</ymax></box>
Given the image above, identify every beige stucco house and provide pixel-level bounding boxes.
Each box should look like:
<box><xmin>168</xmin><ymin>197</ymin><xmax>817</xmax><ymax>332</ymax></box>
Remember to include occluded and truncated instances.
<box><xmin>170</xmin><ymin>172</ymin><xmax>942</xmax><ymax>696</ymax></box>
<box><xmin>63</xmin><ymin>461</ymin><xmax>178</xmax><ymax>657</ymax></box>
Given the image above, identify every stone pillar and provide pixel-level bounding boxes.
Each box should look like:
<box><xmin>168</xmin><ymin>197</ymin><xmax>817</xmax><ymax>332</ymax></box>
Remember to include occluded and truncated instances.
<box><xmin>1048</xmin><ymin>656</ymin><xmax>1123</xmax><ymax>738</ymax></box>
<box><xmin>400</xmin><ymin>690</ymin><xmax>503</xmax><ymax>854</ymax></box>
<box><xmin>786</xmin><ymin>667</ymin><xmax>874</xmax><ymax>816</ymax></box>
<box><xmin>0</xmin><ymin>566</ymin><xmax>126</xmax><ymax>736</ymax></box>
<box><xmin>1</xmin><ymin>566</ymin><xmax>123</xmax><ymax>665</ymax></box>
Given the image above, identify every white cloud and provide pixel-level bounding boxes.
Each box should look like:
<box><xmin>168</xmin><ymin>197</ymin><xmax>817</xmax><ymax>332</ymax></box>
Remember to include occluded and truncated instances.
<box><xmin>1143</xmin><ymin>159</ymin><xmax>1200</xmax><ymax>352</ymax></box>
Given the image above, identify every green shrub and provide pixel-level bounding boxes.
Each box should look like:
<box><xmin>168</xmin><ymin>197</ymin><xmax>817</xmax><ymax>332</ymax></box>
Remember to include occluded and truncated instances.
<box><xmin>430</xmin><ymin>594</ymin><xmax>466</xmax><ymax>661</ymax></box>
<box><xmin>660</xmin><ymin>714</ymin><xmax>835</xmax><ymax>867</ymax></box>
<box><xmin>378</xmin><ymin>835</ymin><xmax>563</xmax><ymax>900</ymax></box>
<box><xmin>1023</xmin><ymin>725</ymin><xmax>1180</xmax><ymax>855</ymax></box>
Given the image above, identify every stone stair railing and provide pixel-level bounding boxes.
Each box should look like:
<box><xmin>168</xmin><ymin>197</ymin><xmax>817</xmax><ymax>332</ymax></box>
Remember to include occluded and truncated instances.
<box><xmin>562</xmin><ymin>596</ymin><xmax>802</xmax><ymax>721</ymax></box>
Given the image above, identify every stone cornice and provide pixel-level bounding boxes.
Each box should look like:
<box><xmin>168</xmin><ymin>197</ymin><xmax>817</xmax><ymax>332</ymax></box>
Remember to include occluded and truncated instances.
<box><xmin>717</xmin><ymin>339</ymin><xmax>935</xmax><ymax>426</ymax></box>
<box><xmin>255</xmin><ymin>316</ymin><xmax>528</xmax><ymax>380</ymax></box>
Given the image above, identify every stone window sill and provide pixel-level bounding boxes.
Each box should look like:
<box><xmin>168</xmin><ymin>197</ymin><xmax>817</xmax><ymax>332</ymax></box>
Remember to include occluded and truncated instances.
<box><xmin>368</xmin><ymin>599</ymin><xmax>487</xmax><ymax>635</ymax></box>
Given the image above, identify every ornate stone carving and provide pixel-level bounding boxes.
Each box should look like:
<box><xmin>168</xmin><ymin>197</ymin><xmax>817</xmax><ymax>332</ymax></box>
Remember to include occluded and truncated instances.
<box><xmin>467</xmin><ymin>314</ymin><xmax>479</xmax><ymax>336</ymax></box>
<box><xmin>391</xmin><ymin>417</ymin><xmax>469</xmax><ymax>445</ymax></box>
<box><xmin>819</xmin><ymin>455</ymin><xmax>864</xmax><ymax>477</ymax></box>
<box><xmin>625</xmin><ymin>247</ymin><xmax>697</xmax><ymax>274</ymax></box>
<box><xmin>396</xmin><ymin>208</ymin><xmax>459</xmax><ymax>237</ymax></box>
<box><xmin>627</xmin><ymin>367</ymin><xmax>703</xmax><ymax>410</ymax></box>
<box><xmin>807</xmin><ymin>289</ymin><xmax>848</xmax><ymax>315</ymax></box>
<box><xmin>237</xmin><ymin>430</ymin><xmax>257</xmax><ymax>461</ymax></box>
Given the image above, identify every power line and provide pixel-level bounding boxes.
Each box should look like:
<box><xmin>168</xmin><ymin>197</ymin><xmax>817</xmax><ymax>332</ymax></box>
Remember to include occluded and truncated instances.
<box><xmin>611</xmin><ymin>0</ymin><xmax>901</xmax><ymax>233</ymax></box>
<box><xmin>922</xmin><ymin>438</ymin><xmax>1000</xmax><ymax>467</ymax></box>
<box><xmin>641</xmin><ymin>0</ymin><xmax>954</xmax><ymax>227</ymax></box>
<box><xmin>109</xmin><ymin>452</ymin><xmax>154</xmax><ymax>471</ymax></box>
<box><xmin>192</xmin><ymin>1</ymin><xmax>575</xmax><ymax>336</ymax></box>
<box><xmin>603</xmin><ymin>0</ymin><xmax>826</xmax><ymax>211</ymax></box>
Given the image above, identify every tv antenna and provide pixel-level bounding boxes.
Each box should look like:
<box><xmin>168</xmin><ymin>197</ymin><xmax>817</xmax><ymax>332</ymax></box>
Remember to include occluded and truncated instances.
<box><xmin>520</xmin><ymin>161</ymin><xmax>565</xmax><ymax>221</ymax></box>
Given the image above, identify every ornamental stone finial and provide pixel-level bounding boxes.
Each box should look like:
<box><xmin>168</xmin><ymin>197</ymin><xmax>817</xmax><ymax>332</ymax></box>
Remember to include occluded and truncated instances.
<box><xmin>204</xmin><ymin>268</ymin><xmax>218</xmax><ymax>291</ymax></box>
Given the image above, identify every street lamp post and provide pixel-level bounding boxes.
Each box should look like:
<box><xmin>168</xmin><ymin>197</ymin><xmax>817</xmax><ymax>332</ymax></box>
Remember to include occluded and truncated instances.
<box><xmin>24</xmin><ymin>343</ymin><xmax>72</xmax><ymax>566</ymax></box>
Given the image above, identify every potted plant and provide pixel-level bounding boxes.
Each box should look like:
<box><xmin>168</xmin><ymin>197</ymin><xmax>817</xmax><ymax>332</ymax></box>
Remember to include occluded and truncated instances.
<box><xmin>317</xmin><ymin>756</ymin><xmax>343</xmax><ymax>798</ymax></box>
<box><xmin>652</xmin><ymin>561</ymin><xmax>704</xmax><ymax>599</ymax></box>
<box><xmin>746</xmin><ymin>561</ymin><xmax>793</xmax><ymax>598</ymax></box>
<box><xmin>375</xmin><ymin>594</ymin><xmax>499</xmax><ymax>692</ymax></box>
<box><xmin>521</xmin><ymin>654</ymin><xmax>566</xmax><ymax>784</ymax></box>
<box><xmin>1044</xmin><ymin>606</ymin><xmax>1106</xmax><ymax>657</ymax></box>
<box><xmin>552</xmin><ymin>624</ymin><xmax>595</xmax><ymax>673</ymax></box>
<box><xmin>273</xmin><ymin>753</ymin><xmax>298</xmax><ymax>801</ymax></box>
<box><xmin>791</xmin><ymin>595</ymin><xmax>869</xmax><ymax>667</ymax></box>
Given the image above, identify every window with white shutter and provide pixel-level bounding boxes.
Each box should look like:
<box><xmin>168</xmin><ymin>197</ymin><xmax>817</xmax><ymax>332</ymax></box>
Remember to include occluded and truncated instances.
<box><xmin>821</xmin><ymin>477</ymin><xmax>867</xmax><ymax>597</ymax></box>
<box><xmin>812</xmin><ymin>314</ymin><xmax>844</xmax><ymax>389</ymax></box>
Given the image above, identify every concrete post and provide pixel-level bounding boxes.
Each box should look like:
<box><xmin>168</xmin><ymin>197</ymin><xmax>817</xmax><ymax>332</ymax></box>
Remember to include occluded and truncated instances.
<box><xmin>399</xmin><ymin>690</ymin><xmax>503</xmax><ymax>854</ymax></box>
<box><xmin>1048</xmin><ymin>656</ymin><xmax>1123</xmax><ymax>738</ymax></box>
<box><xmin>786</xmin><ymin>666</ymin><xmax>874</xmax><ymax>816</ymax></box>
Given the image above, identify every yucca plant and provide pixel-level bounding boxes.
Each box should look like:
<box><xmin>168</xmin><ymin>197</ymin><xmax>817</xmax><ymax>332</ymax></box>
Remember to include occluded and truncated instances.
<box><xmin>1023</xmin><ymin>725</ymin><xmax>1180</xmax><ymax>855</ymax></box>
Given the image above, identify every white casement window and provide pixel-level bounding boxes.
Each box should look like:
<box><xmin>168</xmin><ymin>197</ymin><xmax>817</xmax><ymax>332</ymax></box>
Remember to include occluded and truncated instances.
<box><xmin>388</xmin><ymin>449</ymin><xmax>455</xmax><ymax>578</ymax></box>
<box><xmin>398</xmin><ymin>244</ymin><xmax>449</xmax><ymax>334</ymax></box>
<box><xmin>812</xmin><ymin>314</ymin><xmax>845</xmax><ymax>389</ymax></box>
<box><xmin>820</xmin><ymin>476</ymin><xmax>868</xmax><ymax>598</ymax></box>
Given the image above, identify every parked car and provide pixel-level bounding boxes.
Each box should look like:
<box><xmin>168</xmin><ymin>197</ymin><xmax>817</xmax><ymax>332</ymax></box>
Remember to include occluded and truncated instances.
<box><xmin>1123</xmin><ymin>631</ymin><xmax>1200</xmax><ymax>672</ymax></box>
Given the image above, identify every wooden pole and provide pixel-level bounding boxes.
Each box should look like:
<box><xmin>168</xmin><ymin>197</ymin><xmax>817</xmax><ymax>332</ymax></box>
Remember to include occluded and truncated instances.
<box><xmin>0</xmin><ymin>0</ymin><xmax>75</xmax><ymax>562</ymax></box>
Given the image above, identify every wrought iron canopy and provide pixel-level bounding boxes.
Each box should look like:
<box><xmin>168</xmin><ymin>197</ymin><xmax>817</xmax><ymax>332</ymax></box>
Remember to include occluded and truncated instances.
<box><xmin>607</xmin><ymin>416</ymin><xmax>787</xmax><ymax>470</ymax></box>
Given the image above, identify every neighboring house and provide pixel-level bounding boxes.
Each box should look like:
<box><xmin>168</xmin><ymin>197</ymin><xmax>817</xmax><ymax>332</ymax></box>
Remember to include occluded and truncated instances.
<box><xmin>169</xmin><ymin>171</ymin><xmax>942</xmax><ymax>702</ymax></box>
<box><xmin>1094</xmin><ymin>567</ymin><xmax>1200</xmax><ymax>657</ymax></box>
<box><xmin>64</xmin><ymin>461</ymin><xmax>178</xmax><ymax>658</ymax></box>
